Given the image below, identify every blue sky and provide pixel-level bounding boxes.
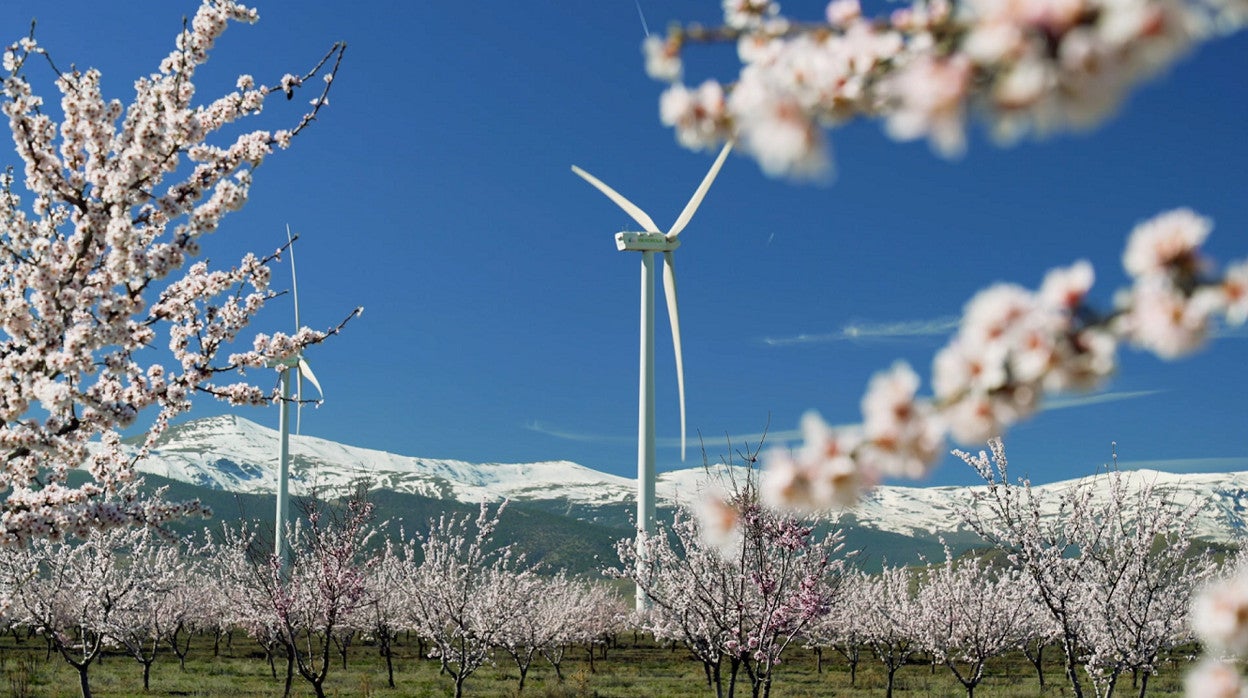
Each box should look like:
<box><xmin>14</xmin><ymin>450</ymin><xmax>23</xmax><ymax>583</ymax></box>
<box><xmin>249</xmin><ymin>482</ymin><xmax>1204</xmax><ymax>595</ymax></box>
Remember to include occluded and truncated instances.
<box><xmin>2</xmin><ymin>1</ymin><xmax>1245</xmax><ymax>487</ymax></box>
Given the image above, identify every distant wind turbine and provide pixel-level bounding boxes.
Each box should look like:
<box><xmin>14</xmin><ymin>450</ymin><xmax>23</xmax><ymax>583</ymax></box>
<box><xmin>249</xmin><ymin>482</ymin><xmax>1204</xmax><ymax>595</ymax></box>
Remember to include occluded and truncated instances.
<box><xmin>571</xmin><ymin>142</ymin><xmax>732</xmax><ymax>606</ymax></box>
<box><xmin>273</xmin><ymin>226</ymin><xmax>324</xmax><ymax>571</ymax></box>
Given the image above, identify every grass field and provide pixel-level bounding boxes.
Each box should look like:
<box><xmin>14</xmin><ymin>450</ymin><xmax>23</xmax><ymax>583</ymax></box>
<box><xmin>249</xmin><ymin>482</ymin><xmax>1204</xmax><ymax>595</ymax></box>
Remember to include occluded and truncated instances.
<box><xmin>0</xmin><ymin>631</ymin><xmax>1193</xmax><ymax>697</ymax></box>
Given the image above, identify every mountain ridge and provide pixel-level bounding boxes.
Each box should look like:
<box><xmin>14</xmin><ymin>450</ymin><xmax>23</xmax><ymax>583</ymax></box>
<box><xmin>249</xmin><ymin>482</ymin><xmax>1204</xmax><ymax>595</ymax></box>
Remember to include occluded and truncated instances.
<box><xmin>129</xmin><ymin>415</ymin><xmax>1248</xmax><ymax>551</ymax></box>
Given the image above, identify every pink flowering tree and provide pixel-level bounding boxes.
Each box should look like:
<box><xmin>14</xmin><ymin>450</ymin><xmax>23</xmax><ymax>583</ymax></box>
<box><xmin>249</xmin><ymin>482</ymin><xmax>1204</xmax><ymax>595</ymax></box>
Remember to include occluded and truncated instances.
<box><xmin>361</xmin><ymin>537</ymin><xmax>410</xmax><ymax>689</ymax></box>
<box><xmin>859</xmin><ymin>563</ymin><xmax>922</xmax><ymax>698</ymax></box>
<box><xmin>802</xmin><ymin>568</ymin><xmax>868</xmax><ymax>683</ymax></box>
<box><xmin>209</xmin><ymin>520</ymin><xmax>293</xmax><ymax>685</ymax></box>
<box><xmin>0</xmin><ymin>522</ymin><xmax>174</xmax><ymax>698</ymax></box>
<box><xmin>914</xmin><ymin>546</ymin><xmax>1040</xmax><ymax>698</ymax></box>
<box><xmin>103</xmin><ymin>530</ymin><xmax>201</xmax><ymax>692</ymax></box>
<box><xmin>957</xmin><ymin>439</ymin><xmax>1216</xmax><ymax>698</ymax></box>
<box><xmin>405</xmin><ymin>502</ymin><xmax>526</xmax><ymax>698</ymax></box>
<box><xmin>1072</xmin><ymin>464</ymin><xmax>1217</xmax><ymax>697</ymax></box>
<box><xmin>0</xmin><ymin>0</ymin><xmax>353</xmax><ymax>544</ymax></box>
<box><xmin>259</xmin><ymin>495</ymin><xmax>377</xmax><ymax>698</ymax></box>
<box><xmin>611</xmin><ymin>464</ymin><xmax>844</xmax><ymax>698</ymax></box>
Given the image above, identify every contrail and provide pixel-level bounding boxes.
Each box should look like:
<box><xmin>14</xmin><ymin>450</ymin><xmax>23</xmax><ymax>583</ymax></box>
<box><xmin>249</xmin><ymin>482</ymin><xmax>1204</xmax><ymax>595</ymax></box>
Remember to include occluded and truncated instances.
<box><xmin>636</xmin><ymin>0</ymin><xmax>651</xmax><ymax>37</ymax></box>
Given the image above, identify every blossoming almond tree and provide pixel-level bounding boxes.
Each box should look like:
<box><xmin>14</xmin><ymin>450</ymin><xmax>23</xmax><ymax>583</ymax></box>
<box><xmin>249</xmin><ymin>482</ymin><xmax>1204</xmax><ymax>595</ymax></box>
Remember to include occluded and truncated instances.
<box><xmin>405</xmin><ymin>502</ymin><xmax>527</xmax><ymax>698</ymax></box>
<box><xmin>802</xmin><ymin>568</ymin><xmax>868</xmax><ymax>683</ymax></box>
<box><xmin>0</xmin><ymin>0</ymin><xmax>354</xmax><ymax>545</ymax></box>
<box><xmin>612</xmin><ymin>464</ymin><xmax>844</xmax><ymax>698</ymax></box>
<box><xmin>915</xmin><ymin>547</ymin><xmax>1040</xmax><ymax>698</ymax></box>
<box><xmin>860</xmin><ymin>563</ymin><xmax>922</xmax><ymax>698</ymax></box>
<box><xmin>956</xmin><ymin>439</ymin><xmax>1216</xmax><ymax>698</ymax></box>
<box><xmin>0</xmin><ymin>522</ymin><xmax>175</xmax><ymax>698</ymax></box>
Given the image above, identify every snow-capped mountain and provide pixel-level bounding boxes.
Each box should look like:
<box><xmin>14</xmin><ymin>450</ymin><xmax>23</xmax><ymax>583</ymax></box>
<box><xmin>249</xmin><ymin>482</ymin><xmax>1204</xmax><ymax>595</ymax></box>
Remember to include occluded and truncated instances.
<box><xmin>132</xmin><ymin>415</ymin><xmax>1247</xmax><ymax>546</ymax></box>
<box><xmin>134</xmin><ymin>415</ymin><xmax>724</xmax><ymax>508</ymax></box>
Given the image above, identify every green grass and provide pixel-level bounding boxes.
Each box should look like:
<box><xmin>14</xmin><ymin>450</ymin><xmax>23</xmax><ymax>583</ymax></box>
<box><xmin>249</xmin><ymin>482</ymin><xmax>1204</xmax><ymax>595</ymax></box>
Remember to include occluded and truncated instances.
<box><xmin>0</xmin><ymin>632</ymin><xmax>1191</xmax><ymax>697</ymax></box>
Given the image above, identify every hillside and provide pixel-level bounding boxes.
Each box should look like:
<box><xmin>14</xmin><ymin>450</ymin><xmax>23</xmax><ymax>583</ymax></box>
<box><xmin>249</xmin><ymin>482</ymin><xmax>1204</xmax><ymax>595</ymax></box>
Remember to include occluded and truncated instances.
<box><xmin>113</xmin><ymin>415</ymin><xmax>1248</xmax><ymax>572</ymax></box>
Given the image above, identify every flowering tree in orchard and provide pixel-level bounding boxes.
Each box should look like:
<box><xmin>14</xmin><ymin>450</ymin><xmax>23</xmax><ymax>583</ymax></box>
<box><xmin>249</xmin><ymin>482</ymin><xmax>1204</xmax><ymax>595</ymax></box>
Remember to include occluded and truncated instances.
<box><xmin>0</xmin><ymin>522</ymin><xmax>178</xmax><ymax>698</ymax></box>
<box><xmin>213</xmin><ymin>493</ymin><xmax>377</xmax><ymax>698</ymax></box>
<box><xmin>859</xmin><ymin>563</ymin><xmax>922</xmax><ymax>698</ymax></box>
<box><xmin>0</xmin><ymin>0</ymin><xmax>354</xmax><ymax>544</ymax></box>
<box><xmin>362</xmin><ymin>537</ymin><xmax>409</xmax><ymax>689</ymax></box>
<box><xmin>956</xmin><ymin>439</ymin><xmax>1217</xmax><ymax>698</ymax></box>
<box><xmin>914</xmin><ymin>546</ymin><xmax>1041</xmax><ymax>698</ymax></box>
<box><xmin>802</xmin><ymin>568</ymin><xmax>868</xmax><ymax>682</ymax></box>
<box><xmin>405</xmin><ymin>502</ymin><xmax>530</xmax><ymax>698</ymax></box>
<box><xmin>492</xmin><ymin>570</ymin><xmax>620</xmax><ymax>690</ymax></box>
<box><xmin>209</xmin><ymin>521</ymin><xmax>295</xmax><ymax>685</ymax></box>
<box><xmin>612</xmin><ymin>464</ymin><xmax>844</xmax><ymax>698</ymax></box>
<box><xmin>1073</xmin><ymin>468</ymin><xmax>1217</xmax><ymax>698</ymax></box>
<box><xmin>102</xmin><ymin>529</ymin><xmax>202</xmax><ymax>692</ymax></box>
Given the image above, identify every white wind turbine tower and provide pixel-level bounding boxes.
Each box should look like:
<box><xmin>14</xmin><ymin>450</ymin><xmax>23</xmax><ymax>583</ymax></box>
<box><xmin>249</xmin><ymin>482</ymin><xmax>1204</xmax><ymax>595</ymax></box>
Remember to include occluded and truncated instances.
<box><xmin>572</xmin><ymin>142</ymin><xmax>732</xmax><ymax>606</ymax></box>
<box><xmin>273</xmin><ymin>226</ymin><xmax>324</xmax><ymax>571</ymax></box>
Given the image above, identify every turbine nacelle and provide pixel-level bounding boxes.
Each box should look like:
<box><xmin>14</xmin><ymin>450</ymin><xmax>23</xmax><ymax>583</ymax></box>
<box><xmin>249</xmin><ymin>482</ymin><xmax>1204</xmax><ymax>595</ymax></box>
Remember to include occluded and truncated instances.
<box><xmin>615</xmin><ymin>231</ymin><xmax>680</xmax><ymax>252</ymax></box>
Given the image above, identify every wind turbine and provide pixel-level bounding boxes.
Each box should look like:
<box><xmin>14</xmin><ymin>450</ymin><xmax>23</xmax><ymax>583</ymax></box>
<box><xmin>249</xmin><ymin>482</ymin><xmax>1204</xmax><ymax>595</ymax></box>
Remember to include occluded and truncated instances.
<box><xmin>571</xmin><ymin>142</ymin><xmax>732</xmax><ymax>604</ymax></box>
<box><xmin>273</xmin><ymin>226</ymin><xmax>324</xmax><ymax>571</ymax></box>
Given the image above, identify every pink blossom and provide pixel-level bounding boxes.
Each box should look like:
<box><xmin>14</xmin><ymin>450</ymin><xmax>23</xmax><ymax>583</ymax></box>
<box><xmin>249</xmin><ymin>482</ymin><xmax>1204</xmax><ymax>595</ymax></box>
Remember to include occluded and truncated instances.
<box><xmin>1185</xmin><ymin>659</ymin><xmax>1248</xmax><ymax>698</ymax></box>
<box><xmin>1191</xmin><ymin>569</ymin><xmax>1248</xmax><ymax>655</ymax></box>
<box><xmin>1123</xmin><ymin>207</ymin><xmax>1212</xmax><ymax>278</ymax></box>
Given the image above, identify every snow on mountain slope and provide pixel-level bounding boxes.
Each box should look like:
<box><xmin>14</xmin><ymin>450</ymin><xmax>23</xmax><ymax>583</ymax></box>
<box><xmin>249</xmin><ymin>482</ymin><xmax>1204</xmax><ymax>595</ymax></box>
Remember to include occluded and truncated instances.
<box><xmin>137</xmin><ymin>415</ymin><xmax>636</xmax><ymax>505</ymax></box>
<box><xmin>132</xmin><ymin>416</ymin><xmax>1248</xmax><ymax>545</ymax></box>
<box><xmin>841</xmin><ymin>469</ymin><xmax>1248</xmax><ymax>544</ymax></box>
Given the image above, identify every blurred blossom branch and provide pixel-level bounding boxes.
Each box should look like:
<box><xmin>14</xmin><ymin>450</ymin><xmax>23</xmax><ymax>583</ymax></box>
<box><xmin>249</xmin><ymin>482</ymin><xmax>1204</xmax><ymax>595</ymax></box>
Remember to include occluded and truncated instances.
<box><xmin>759</xmin><ymin>207</ymin><xmax>1246</xmax><ymax>512</ymax></box>
<box><xmin>646</xmin><ymin>0</ymin><xmax>1246</xmax><ymax>177</ymax></box>
<box><xmin>0</xmin><ymin>0</ymin><xmax>352</xmax><ymax>544</ymax></box>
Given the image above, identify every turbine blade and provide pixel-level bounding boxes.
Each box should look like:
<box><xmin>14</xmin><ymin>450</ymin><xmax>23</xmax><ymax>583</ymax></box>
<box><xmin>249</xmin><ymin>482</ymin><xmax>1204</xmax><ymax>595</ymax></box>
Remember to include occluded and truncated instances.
<box><xmin>570</xmin><ymin>165</ymin><xmax>661</xmax><ymax>233</ymax></box>
<box><xmin>662</xmin><ymin>250</ymin><xmax>686</xmax><ymax>461</ymax></box>
<box><xmin>295</xmin><ymin>369</ymin><xmax>303</xmax><ymax>435</ymax></box>
<box><xmin>298</xmin><ymin>357</ymin><xmax>324</xmax><ymax>400</ymax></box>
<box><xmin>667</xmin><ymin>141</ymin><xmax>733</xmax><ymax>239</ymax></box>
<box><xmin>286</xmin><ymin>225</ymin><xmax>301</xmax><ymax>330</ymax></box>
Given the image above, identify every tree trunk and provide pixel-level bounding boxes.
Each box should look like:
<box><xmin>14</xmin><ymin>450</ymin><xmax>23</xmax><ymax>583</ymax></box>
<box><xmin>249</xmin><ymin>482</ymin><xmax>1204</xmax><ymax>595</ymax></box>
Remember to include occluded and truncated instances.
<box><xmin>282</xmin><ymin>646</ymin><xmax>295</xmax><ymax>698</ymax></box>
<box><xmin>77</xmin><ymin>664</ymin><xmax>92</xmax><ymax>698</ymax></box>
<box><xmin>1062</xmin><ymin>635</ymin><xmax>1086</xmax><ymax>698</ymax></box>
<box><xmin>886</xmin><ymin>665</ymin><xmax>898</xmax><ymax>698</ymax></box>
<box><xmin>334</xmin><ymin>632</ymin><xmax>352</xmax><ymax>670</ymax></box>
<box><xmin>1138</xmin><ymin>670</ymin><xmax>1151</xmax><ymax>698</ymax></box>
<box><xmin>380</xmin><ymin>635</ymin><xmax>395</xmax><ymax>689</ymax></box>
<box><xmin>815</xmin><ymin>647</ymin><xmax>823</xmax><ymax>674</ymax></box>
<box><xmin>1027</xmin><ymin>643</ymin><xmax>1046</xmax><ymax>689</ymax></box>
